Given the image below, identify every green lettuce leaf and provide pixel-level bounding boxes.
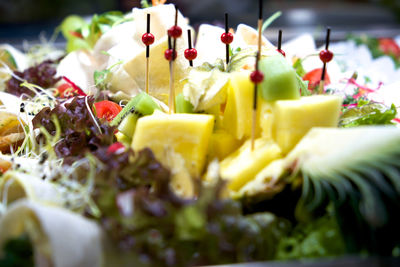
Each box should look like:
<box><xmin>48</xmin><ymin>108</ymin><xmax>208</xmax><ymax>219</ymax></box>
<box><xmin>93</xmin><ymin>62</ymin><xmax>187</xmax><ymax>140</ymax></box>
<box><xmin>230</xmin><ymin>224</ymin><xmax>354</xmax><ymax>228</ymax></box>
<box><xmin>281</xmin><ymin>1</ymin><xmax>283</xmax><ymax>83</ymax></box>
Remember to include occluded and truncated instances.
<box><xmin>276</xmin><ymin>213</ymin><xmax>345</xmax><ymax>260</ymax></box>
<box><xmin>339</xmin><ymin>102</ymin><xmax>397</xmax><ymax>127</ymax></box>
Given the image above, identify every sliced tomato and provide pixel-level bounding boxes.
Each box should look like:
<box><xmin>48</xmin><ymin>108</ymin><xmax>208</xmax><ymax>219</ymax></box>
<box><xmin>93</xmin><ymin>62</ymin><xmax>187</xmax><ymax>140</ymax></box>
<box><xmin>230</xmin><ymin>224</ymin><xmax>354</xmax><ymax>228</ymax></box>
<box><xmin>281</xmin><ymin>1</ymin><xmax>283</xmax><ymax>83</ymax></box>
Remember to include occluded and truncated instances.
<box><xmin>94</xmin><ymin>100</ymin><xmax>122</xmax><ymax>122</ymax></box>
<box><xmin>303</xmin><ymin>68</ymin><xmax>331</xmax><ymax>91</ymax></box>
<box><xmin>56</xmin><ymin>83</ymin><xmax>74</xmax><ymax>98</ymax></box>
<box><xmin>378</xmin><ymin>38</ymin><xmax>400</xmax><ymax>58</ymax></box>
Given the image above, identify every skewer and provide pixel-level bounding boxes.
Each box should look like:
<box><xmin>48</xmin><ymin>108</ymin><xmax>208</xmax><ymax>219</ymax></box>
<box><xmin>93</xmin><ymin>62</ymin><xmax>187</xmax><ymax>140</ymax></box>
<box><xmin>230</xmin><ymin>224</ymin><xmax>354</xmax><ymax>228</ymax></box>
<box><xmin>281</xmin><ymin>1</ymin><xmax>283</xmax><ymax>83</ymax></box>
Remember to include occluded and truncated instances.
<box><xmin>166</xmin><ymin>5</ymin><xmax>182</xmax><ymax>114</ymax></box>
<box><xmin>166</xmin><ymin>36</ymin><xmax>175</xmax><ymax>114</ymax></box>
<box><xmin>319</xmin><ymin>27</ymin><xmax>333</xmax><ymax>94</ymax></box>
<box><xmin>221</xmin><ymin>13</ymin><xmax>234</xmax><ymax>66</ymax></box>
<box><xmin>277</xmin><ymin>29</ymin><xmax>286</xmax><ymax>57</ymax></box>
<box><xmin>184</xmin><ymin>29</ymin><xmax>197</xmax><ymax>67</ymax></box>
<box><xmin>141</xmin><ymin>14</ymin><xmax>155</xmax><ymax>94</ymax></box>
<box><xmin>250</xmin><ymin>0</ymin><xmax>265</xmax><ymax>151</ymax></box>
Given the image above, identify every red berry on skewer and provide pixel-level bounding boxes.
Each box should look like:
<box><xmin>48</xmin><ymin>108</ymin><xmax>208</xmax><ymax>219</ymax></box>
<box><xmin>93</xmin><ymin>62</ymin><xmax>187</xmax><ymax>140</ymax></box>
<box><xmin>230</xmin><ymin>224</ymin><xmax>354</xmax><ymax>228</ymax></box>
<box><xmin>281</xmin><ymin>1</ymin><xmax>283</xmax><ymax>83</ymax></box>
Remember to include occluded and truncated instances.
<box><xmin>168</xmin><ymin>25</ymin><xmax>182</xmax><ymax>38</ymax></box>
<box><xmin>184</xmin><ymin>48</ymin><xmax>197</xmax><ymax>61</ymax></box>
<box><xmin>164</xmin><ymin>49</ymin><xmax>177</xmax><ymax>61</ymax></box>
<box><xmin>142</xmin><ymin>33</ymin><xmax>155</xmax><ymax>46</ymax></box>
<box><xmin>221</xmin><ymin>32</ymin><xmax>234</xmax><ymax>45</ymax></box>
<box><xmin>250</xmin><ymin>70</ymin><xmax>264</xmax><ymax>84</ymax></box>
<box><xmin>319</xmin><ymin>49</ymin><xmax>333</xmax><ymax>63</ymax></box>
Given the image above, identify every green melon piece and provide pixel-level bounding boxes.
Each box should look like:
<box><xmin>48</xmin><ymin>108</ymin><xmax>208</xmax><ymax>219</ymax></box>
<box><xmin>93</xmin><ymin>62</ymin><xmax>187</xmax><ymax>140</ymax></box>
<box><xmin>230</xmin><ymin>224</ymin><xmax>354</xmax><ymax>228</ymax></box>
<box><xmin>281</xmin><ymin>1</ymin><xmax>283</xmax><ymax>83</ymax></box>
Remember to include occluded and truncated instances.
<box><xmin>175</xmin><ymin>93</ymin><xmax>194</xmax><ymax>113</ymax></box>
<box><xmin>259</xmin><ymin>55</ymin><xmax>300</xmax><ymax>101</ymax></box>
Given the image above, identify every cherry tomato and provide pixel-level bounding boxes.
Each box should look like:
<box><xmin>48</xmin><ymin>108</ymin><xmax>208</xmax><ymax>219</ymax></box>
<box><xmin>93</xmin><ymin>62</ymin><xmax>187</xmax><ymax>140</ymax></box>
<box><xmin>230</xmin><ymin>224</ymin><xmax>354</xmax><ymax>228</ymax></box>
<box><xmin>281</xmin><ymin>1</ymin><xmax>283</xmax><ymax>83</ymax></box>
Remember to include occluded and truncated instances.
<box><xmin>303</xmin><ymin>68</ymin><xmax>331</xmax><ymax>91</ymax></box>
<box><xmin>378</xmin><ymin>38</ymin><xmax>400</xmax><ymax>58</ymax></box>
<box><xmin>57</xmin><ymin>83</ymin><xmax>74</xmax><ymax>98</ymax></box>
<box><xmin>107</xmin><ymin>142</ymin><xmax>125</xmax><ymax>155</ymax></box>
<box><xmin>94</xmin><ymin>100</ymin><xmax>122</xmax><ymax>122</ymax></box>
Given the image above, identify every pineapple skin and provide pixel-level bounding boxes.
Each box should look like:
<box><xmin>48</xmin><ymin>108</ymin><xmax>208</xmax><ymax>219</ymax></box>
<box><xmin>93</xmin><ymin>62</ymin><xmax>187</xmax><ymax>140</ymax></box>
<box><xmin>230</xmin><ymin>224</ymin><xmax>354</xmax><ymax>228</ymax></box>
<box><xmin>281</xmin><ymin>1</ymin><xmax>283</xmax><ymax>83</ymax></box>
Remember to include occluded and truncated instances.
<box><xmin>271</xmin><ymin>95</ymin><xmax>342</xmax><ymax>154</ymax></box>
<box><xmin>132</xmin><ymin>111</ymin><xmax>215</xmax><ymax>177</ymax></box>
<box><xmin>220</xmin><ymin>138</ymin><xmax>282</xmax><ymax>191</ymax></box>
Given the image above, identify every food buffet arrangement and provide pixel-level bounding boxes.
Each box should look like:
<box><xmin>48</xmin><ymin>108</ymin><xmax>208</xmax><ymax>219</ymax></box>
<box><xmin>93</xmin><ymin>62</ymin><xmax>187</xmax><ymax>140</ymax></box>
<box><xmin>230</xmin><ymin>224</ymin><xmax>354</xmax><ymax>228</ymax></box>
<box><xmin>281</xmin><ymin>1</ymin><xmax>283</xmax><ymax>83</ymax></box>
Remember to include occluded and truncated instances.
<box><xmin>1</xmin><ymin>1</ymin><xmax>400</xmax><ymax>266</ymax></box>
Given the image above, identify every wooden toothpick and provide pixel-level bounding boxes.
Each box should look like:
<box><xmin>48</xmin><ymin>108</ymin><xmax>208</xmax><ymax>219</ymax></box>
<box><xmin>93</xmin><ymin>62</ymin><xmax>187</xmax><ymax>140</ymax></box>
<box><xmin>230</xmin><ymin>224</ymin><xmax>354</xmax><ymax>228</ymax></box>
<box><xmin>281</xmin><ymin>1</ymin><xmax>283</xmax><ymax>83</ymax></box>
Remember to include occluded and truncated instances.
<box><xmin>251</xmin><ymin>0</ymin><xmax>264</xmax><ymax>151</ymax></box>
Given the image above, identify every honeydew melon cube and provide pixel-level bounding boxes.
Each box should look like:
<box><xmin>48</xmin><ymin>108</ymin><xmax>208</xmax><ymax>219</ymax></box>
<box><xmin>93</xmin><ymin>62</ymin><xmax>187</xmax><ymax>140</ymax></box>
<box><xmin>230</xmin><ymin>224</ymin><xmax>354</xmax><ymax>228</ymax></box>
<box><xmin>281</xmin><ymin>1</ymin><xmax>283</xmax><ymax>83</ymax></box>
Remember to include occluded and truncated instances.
<box><xmin>272</xmin><ymin>95</ymin><xmax>342</xmax><ymax>154</ymax></box>
<box><xmin>220</xmin><ymin>138</ymin><xmax>282</xmax><ymax>191</ymax></box>
<box><xmin>132</xmin><ymin>111</ymin><xmax>214</xmax><ymax>177</ymax></box>
<box><xmin>259</xmin><ymin>55</ymin><xmax>300</xmax><ymax>101</ymax></box>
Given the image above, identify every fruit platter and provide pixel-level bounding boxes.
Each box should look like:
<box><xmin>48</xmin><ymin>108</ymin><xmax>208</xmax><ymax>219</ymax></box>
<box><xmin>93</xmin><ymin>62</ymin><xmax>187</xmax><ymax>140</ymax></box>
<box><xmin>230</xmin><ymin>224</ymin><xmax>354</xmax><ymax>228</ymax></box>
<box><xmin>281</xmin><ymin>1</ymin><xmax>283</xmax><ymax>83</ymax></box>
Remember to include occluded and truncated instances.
<box><xmin>1</xmin><ymin>1</ymin><xmax>400</xmax><ymax>266</ymax></box>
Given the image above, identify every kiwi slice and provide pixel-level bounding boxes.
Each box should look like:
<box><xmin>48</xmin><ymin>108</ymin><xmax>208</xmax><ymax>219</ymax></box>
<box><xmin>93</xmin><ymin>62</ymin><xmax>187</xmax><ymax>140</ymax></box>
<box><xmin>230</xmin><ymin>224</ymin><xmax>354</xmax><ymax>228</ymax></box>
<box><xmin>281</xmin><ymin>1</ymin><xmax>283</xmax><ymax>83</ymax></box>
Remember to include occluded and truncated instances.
<box><xmin>118</xmin><ymin>113</ymin><xmax>139</xmax><ymax>138</ymax></box>
<box><xmin>110</xmin><ymin>92</ymin><xmax>160</xmax><ymax>127</ymax></box>
<box><xmin>175</xmin><ymin>93</ymin><xmax>194</xmax><ymax>113</ymax></box>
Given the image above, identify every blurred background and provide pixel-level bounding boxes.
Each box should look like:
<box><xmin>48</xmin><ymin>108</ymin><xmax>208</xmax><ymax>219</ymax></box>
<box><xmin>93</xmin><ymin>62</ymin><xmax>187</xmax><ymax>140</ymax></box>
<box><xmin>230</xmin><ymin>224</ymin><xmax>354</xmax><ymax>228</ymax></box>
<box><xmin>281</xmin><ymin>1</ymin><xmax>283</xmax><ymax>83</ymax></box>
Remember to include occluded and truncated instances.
<box><xmin>0</xmin><ymin>0</ymin><xmax>400</xmax><ymax>48</ymax></box>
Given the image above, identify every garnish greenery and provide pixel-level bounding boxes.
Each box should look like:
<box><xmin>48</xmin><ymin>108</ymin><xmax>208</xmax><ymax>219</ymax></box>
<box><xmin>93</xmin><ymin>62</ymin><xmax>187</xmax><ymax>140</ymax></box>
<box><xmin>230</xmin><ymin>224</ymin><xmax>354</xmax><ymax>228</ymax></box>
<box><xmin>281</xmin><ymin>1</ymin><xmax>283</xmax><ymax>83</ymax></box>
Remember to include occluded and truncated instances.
<box><xmin>5</xmin><ymin>60</ymin><xmax>60</xmax><ymax>97</ymax></box>
<box><xmin>276</xmin><ymin>210</ymin><xmax>345</xmax><ymax>260</ymax></box>
<box><xmin>340</xmin><ymin>102</ymin><xmax>397</xmax><ymax>127</ymax></box>
<box><xmin>94</xmin><ymin>60</ymin><xmax>122</xmax><ymax>90</ymax></box>
<box><xmin>348</xmin><ymin>34</ymin><xmax>400</xmax><ymax>68</ymax></box>
<box><xmin>59</xmin><ymin>11</ymin><xmax>130</xmax><ymax>52</ymax></box>
<box><xmin>141</xmin><ymin>0</ymin><xmax>152</xmax><ymax>8</ymax></box>
<box><xmin>85</xmin><ymin>147</ymin><xmax>290</xmax><ymax>266</ymax></box>
<box><xmin>0</xmin><ymin>235</ymin><xmax>33</xmax><ymax>267</ymax></box>
<box><xmin>32</xmin><ymin>96</ymin><xmax>116</xmax><ymax>165</ymax></box>
<box><xmin>261</xmin><ymin>11</ymin><xmax>282</xmax><ymax>32</ymax></box>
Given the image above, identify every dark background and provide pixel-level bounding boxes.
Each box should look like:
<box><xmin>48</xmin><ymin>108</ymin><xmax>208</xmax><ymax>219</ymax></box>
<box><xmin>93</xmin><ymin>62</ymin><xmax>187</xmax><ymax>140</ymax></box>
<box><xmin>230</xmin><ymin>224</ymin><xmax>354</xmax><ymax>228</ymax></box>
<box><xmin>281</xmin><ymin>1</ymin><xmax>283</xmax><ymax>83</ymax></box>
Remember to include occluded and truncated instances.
<box><xmin>0</xmin><ymin>0</ymin><xmax>399</xmax><ymax>48</ymax></box>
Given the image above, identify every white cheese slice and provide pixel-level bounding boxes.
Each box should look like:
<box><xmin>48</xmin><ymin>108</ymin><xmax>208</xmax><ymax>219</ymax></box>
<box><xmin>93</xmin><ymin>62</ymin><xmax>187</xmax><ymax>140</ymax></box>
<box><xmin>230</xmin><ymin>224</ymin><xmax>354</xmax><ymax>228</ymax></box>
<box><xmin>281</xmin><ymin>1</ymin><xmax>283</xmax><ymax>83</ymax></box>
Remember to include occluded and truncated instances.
<box><xmin>195</xmin><ymin>24</ymin><xmax>225</xmax><ymax>66</ymax></box>
<box><xmin>56</xmin><ymin>50</ymin><xmax>99</xmax><ymax>95</ymax></box>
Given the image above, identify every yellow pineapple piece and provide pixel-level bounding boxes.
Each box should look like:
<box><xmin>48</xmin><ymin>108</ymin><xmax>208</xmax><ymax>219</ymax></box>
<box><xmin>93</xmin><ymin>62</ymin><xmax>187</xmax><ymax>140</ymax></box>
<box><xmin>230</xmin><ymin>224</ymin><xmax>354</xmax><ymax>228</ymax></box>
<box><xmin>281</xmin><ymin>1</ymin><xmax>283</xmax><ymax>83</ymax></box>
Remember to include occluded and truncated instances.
<box><xmin>222</xmin><ymin>71</ymin><xmax>262</xmax><ymax>140</ymax></box>
<box><xmin>132</xmin><ymin>111</ymin><xmax>214</xmax><ymax>177</ymax></box>
<box><xmin>208</xmin><ymin>130</ymin><xmax>242</xmax><ymax>161</ymax></box>
<box><xmin>258</xmin><ymin>100</ymin><xmax>275</xmax><ymax>139</ymax></box>
<box><xmin>219</xmin><ymin>138</ymin><xmax>282</xmax><ymax>191</ymax></box>
<box><xmin>271</xmin><ymin>95</ymin><xmax>342</xmax><ymax>154</ymax></box>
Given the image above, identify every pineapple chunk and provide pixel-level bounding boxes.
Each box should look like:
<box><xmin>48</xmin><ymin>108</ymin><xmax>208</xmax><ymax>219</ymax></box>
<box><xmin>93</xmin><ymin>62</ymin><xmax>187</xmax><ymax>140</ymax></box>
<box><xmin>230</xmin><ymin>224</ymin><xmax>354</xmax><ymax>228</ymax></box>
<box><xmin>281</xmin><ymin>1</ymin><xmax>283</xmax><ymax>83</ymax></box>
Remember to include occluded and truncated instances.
<box><xmin>272</xmin><ymin>95</ymin><xmax>342</xmax><ymax>154</ymax></box>
<box><xmin>236</xmin><ymin>159</ymin><xmax>287</xmax><ymax>199</ymax></box>
<box><xmin>162</xmin><ymin>148</ymin><xmax>196</xmax><ymax>198</ymax></box>
<box><xmin>208</xmin><ymin>130</ymin><xmax>242</xmax><ymax>161</ymax></box>
<box><xmin>132</xmin><ymin>111</ymin><xmax>214</xmax><ymax>177</ymax></box>
<box><xmin>222</xmin><ymin>71</ymin><xmax>262</xmax><ymax>140</ymax></box>
<box><xmin>220</xmin><ymin>138</ymin><xmax>282</xmax><ymax>191</ymax></box>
